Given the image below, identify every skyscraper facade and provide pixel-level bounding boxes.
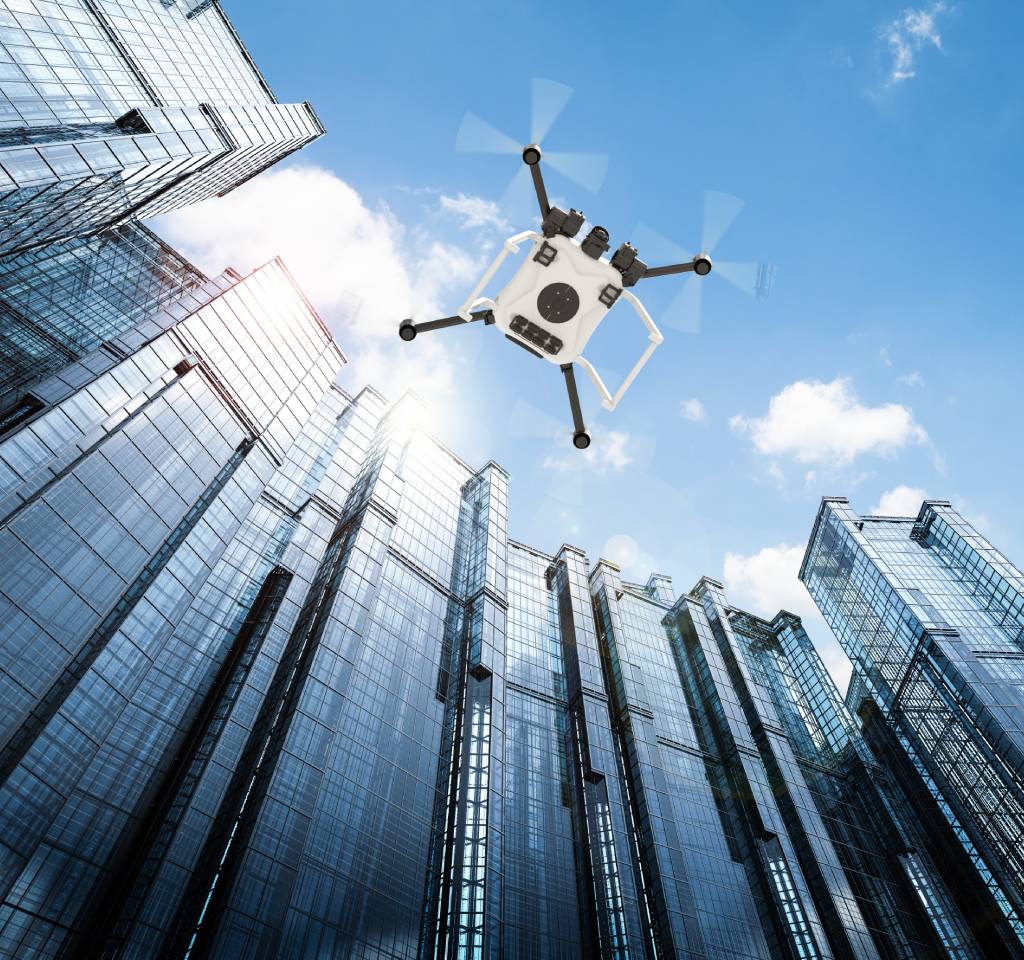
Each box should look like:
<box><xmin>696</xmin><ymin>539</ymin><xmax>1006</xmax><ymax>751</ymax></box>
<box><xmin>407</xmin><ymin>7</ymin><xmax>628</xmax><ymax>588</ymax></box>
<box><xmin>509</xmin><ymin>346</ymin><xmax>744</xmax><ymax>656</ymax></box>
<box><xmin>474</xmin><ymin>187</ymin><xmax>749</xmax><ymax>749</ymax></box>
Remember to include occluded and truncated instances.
<box><xmin>802</xmin><ymin>497</ymin><xmax>1024</xmax><ymax>959</ymax></box>
<box><xmin>0</xmin><ymin>220</ymin><xmax>207</xmax><ymax>410</ymax></box>
<box><xmin>0</xmin><ymin>0</ymin><xmax>324</xmax><ymax>258</ymax></box>
<box><xmin>0</xmin><ymin>246</ymin><xmax>1002</xmax><ymax>958</ymax></box>
<box><xmin>594</xmin><ymin>566</ymin><xmax>980</xmax><ymax>960</ymax></box>
<box><xmin>0</xmin><ymin>255</ymin><xmax>347</xmax><ymax>959</ymax></box>
<box><xmin>0</xmin><ymin>0</ymin><xmax>323</xmax><ymax>409</ymax></box>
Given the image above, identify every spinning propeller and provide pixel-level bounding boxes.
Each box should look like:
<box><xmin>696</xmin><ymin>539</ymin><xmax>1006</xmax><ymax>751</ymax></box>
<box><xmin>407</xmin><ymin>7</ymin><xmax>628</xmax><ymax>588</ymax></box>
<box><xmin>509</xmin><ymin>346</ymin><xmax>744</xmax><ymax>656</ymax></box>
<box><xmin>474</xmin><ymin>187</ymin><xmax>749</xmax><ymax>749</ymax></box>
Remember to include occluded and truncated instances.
<box><xmin>456</xmin><ymin>79</ymin><xmax>608</xmax><ymax>222</ymax></box>
<box><xmin>632</xmin><ymin>191</ymin><xmax>775</xmax><ymax>334</ymax></box>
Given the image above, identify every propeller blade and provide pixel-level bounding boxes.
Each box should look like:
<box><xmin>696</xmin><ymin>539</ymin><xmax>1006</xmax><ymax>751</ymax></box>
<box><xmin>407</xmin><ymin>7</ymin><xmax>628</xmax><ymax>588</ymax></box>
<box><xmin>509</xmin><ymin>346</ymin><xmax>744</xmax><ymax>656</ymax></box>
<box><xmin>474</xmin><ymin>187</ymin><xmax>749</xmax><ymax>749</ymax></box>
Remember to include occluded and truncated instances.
<box><xmin>714</xmin><ymin>260</ymin><xmax>777</xmax><ymax>301</ymax></box>
<box><xmin>713</xmin><ymin>260</ymin><xmax>760</xmax><ymax>298</ymax></box>
<box><xmin>499</xmin><ymin>165</ymin><xmax>539</xmax><ymax>225</ymax></box>
<box><xmin>629</xmin><ymin>223</ymin><xmax>692</xmax><ymax>266</ymax></box>
<box><xmin>456</xmin><ymin>112</ymin><xmax>521</xmax><ymax>154</ymax></box>
<box><xmin>531</xmin><ymin>79</ymin><xmax>574</xmax><ymax>144</ymax></box>
<box><xmin>544</xmin><ymin>151</ymin><xmax>609</xmax><ymax>193</ymax></box>
<box><xmin>661</xmin><ymin>276</ymin><xmax>703</xmax><ymax>334</ymax></box>
<box><xmin>702</xmin><ymin>190</ymin><xmax>745</xmax><ymax>252</ymax></box>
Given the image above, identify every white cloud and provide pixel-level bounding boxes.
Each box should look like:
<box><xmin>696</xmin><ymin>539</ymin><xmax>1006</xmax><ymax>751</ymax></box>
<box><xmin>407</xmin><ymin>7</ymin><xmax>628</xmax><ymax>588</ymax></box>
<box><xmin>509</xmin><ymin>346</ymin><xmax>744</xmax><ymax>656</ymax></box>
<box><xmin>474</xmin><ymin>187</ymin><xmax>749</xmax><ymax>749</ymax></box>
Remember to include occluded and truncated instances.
<box><xmin>724</xmin><ymin>544</ymin><xmax>811</xmax><ymax>621</ymax></box>
<box><xmin>731</xmin><ymin>377</ymin><xmax>928</xmax><ymax>465</ymax></box>
<box><xmin>723</xmin><ymin>543</ymin><xmax>852</xmax><ymax>690</ymax></box>
<box><xmin>152</xmin><ymin>165</ymin><xmax>482</xmax><ymax>400</ymax></box>
<box><xmin>543</xmin><ymin>430</ymin><xmax>633</xmax><ymax>473</ymax></box>
<box><xmin>439</xmin><ymin>193</ymin><xmax>509</xmax><ymax>231</ymax></box>
<box><xmin>880</xmin><ymin>346</ymin><xmax>893</xmax><ymax>366</ymax></box>
<box><xmin>882</xmin><ymin>3</ymin><xmax>947</xmax><ymax>85</ymax></box>
<box><xmin>871</xmin><ymin>484</ymin><xmax>926</xmax><ymax>516</ymax></box>
<box><xmin>680</xmin><ymin>398</ymin><xmax>706</xmax><ymax>422</ymax></box>
<box><xmin>897</xmin><ymin>371</ymin><xmax>925</xmax><ymax>387</ymax></box>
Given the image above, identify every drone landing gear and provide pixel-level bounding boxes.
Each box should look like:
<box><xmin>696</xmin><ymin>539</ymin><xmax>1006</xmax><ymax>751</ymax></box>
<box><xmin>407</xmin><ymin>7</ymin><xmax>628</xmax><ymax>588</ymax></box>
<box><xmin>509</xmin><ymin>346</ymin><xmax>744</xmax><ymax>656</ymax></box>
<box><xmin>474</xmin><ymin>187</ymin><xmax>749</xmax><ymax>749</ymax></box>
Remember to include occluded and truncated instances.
<box><xmin>399</xmin><ymin>310</ymin><xmax>494</xmax><ymax>342</ymax></box>
<box><xmin>561</xmin><ymin>363</ymin><xmax>591</xmax><ymax>450</ymax></box>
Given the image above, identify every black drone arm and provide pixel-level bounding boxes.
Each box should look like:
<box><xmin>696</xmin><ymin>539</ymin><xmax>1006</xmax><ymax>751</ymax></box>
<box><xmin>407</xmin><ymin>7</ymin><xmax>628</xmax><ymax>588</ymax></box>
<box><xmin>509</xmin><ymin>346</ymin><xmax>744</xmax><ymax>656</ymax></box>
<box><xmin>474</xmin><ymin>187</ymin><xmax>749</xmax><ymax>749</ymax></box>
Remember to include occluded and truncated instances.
<box><xmin>643</xmin><ymin>255</ymin><xmax>712</xmax><ymax>280</ymax></box>
<box><xmin>521</xmin><ymin>144</ymin><xmax>550</xmax><ymax>218</ymax></box>
<box><xmin>611</xmin><ymin>244</ymin><xmax>713</xmax><ymax>288</ymax></box>
<box><xmin>644</xmin><ymin>261</ymin><xmax>696</xmax><ymax>278</ymax></box>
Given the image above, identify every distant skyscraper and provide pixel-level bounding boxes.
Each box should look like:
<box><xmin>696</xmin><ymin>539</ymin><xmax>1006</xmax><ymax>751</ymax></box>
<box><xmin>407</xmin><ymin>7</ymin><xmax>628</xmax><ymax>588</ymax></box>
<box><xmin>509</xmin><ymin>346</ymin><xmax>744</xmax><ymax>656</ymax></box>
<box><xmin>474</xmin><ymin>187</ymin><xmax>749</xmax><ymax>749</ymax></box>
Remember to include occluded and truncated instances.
<box><xmin>0</xmin><ymin>263</ymin><xmax>999</xmax><ymax>960</ymax></box>
<box><xmin>0</xmin><ymin>0</ymin><xmax>324</xmax><ymax>258</ymax></box>
<box><xmin>802</xmin><ymin>497</ymin><xmax>1024</xmax><ymax>959</ymax></box>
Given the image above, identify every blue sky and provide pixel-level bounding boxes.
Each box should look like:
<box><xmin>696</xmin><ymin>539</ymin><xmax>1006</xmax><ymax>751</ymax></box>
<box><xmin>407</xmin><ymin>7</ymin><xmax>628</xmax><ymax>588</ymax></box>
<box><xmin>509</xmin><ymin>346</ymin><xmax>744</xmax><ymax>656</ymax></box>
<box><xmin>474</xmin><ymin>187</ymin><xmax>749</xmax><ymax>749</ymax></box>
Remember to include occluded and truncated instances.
<box><xmin>157</xmin><ymin>1</ymin><xmax>1024</xmax><ymax>688</ymax></box>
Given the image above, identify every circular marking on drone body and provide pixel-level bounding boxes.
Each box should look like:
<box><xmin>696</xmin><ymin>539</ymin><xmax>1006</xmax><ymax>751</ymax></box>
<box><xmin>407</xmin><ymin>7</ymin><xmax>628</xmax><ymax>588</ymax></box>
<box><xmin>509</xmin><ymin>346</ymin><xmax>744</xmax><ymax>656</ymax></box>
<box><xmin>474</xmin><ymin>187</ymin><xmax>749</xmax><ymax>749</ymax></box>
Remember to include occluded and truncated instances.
<box><xmin>536</xmin><ymin>282</ymin><xmax>580</xmax><ymax>324</ymax></box>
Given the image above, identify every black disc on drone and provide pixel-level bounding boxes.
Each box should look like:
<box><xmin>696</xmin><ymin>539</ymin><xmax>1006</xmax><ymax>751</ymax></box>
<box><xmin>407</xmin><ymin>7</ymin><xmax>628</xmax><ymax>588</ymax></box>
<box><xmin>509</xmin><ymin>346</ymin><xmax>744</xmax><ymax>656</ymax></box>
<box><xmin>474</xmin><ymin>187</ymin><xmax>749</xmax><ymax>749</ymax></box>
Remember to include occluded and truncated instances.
<box><xmin>536</xmin><ymin>282</ymin><xmax>580</xmax><ymax>324</ymax></box>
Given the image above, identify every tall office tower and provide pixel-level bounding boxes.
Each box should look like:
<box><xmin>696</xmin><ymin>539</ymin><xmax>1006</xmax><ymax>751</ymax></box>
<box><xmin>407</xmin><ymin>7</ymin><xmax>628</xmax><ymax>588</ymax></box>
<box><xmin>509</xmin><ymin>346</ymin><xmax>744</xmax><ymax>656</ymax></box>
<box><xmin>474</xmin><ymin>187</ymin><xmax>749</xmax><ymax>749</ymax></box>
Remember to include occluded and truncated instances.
<box><xmin>0</xmin><ymin>254</ymin><xmax>347</xmax><ymax>958</ymax></box>
<box><xmin>0</xmin><ymin>220</ymin><xmax>206</xmax><ymax>411</ymax></box>
<box><xmin>591</xmin><ymin>566</ymin><xmax>981</xmax><ymax>960</ymax></box>
<box><xmin>802</xmin><ymin>497</ymin><xmax>1024</xmax><ymax>959</ymax></box>
<box><xmin>0</xmin><ymin>0</ymin><xmax>324</xmax><ymax>259</ymax></box>
<box><xmin>0</xmin><ymin>0</ymin><xmax>324</xmax><ymax>412</ymax></box>
<box><xmin>0</xmin><ymin>259</ymin><xmax>1005</xmax><ymax>960</ymax></box>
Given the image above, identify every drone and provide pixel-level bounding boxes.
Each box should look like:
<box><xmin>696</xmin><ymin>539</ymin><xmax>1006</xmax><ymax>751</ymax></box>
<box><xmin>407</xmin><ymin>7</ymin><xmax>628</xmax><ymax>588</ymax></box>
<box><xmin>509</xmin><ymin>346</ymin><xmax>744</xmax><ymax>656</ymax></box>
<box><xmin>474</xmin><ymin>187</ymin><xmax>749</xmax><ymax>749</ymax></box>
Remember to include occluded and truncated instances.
<box><xmin>398</xmin><ymin>144</ymin><xmax>711</xmax><ymax>449</ymax></box>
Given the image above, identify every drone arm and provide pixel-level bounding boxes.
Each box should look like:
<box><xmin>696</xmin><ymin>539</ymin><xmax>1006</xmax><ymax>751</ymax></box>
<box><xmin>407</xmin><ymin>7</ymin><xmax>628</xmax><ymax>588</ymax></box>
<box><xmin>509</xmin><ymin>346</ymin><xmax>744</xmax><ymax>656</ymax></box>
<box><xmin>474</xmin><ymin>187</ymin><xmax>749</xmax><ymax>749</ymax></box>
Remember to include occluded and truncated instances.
<box><xmin>577</xmin><ymin>290</ymin><xmax>664</xmax><ymax>412</ymax></box>
<box><xmin>642</xmin><ymin>260</ymin><xmax>697</xmax><ymax>279</ymax></box>
<box><xmin>528</xmin><ymin>160</ymin><xmax>550</xmax><ymax>218</ymax></box>
<box><xmin>457</xmin><ymin>230</ymin><xmax>540</xmax><ymax>319</ymax></box>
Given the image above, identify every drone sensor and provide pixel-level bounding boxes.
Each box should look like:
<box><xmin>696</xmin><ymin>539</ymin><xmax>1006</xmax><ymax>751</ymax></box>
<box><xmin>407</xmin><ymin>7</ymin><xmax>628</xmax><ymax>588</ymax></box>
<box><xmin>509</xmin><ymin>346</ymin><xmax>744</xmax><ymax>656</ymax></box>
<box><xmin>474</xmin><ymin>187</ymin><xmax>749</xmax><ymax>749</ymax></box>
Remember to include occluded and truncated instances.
<box><xmin>537</xmin><ymin>282</ymin><xmax>580</xmax><ymax>323</ymax></box>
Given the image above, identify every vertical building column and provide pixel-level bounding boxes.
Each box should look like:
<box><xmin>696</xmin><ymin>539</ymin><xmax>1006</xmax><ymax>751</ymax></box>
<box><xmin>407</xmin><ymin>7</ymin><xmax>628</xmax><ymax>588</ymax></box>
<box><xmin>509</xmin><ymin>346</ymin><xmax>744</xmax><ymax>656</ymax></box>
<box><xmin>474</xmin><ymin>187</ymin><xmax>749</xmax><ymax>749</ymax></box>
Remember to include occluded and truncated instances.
<box><xmin>457</xmin><ymin>463</ymin><xmax>508</xmax><ymax>960</ymax></box>
<box><xmin>163</xmin><ymin>394</ymin><xmax>412</xmax><ymax>958</ymax></box>
<box><xmin>552</xmin><ymin>547</ymin><xmax>644</xmax><ymax>960</ymax></box>
<box><xmin>427</xmin><ymin>461</ymin><xmax>508</xmax><ymax>960</ymax></box>
<box><xmin>767</xmin><ymin>613</ymin><xmax>985</xmax><ymax>958</ymax></box>
<box><xmin>590</xmin><ymin>560</ymin><xmax>712</xmax><ymax>960</ymax></box>
<box><xmin>840</xmin><ymin>738</ymin><xmax>990</xmax><ymax>960</ymax></box>
<box><xmin>666</xmin><ymin>580</ymin><xmax>837</xmax><ymax>960</ymax></box>
<box><xmin>704</xmin><ymin>580</ymin><xmax>883</xmax><ymax>960</ymax></box>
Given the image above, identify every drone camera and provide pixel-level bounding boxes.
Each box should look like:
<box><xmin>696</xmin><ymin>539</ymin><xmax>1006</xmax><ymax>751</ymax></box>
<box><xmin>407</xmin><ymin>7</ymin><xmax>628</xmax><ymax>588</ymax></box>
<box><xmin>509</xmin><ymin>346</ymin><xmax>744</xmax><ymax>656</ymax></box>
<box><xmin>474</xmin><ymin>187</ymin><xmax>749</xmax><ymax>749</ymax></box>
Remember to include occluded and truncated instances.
<box><xmin>611</xmin><ymin>242</ymin><xmax>637</xmax><ymax>271</ymax></box>
<box><xmin>542</xmin><ymin>206</ymin><xmax>585</xmax><ymax>239</ymax></box>
<box><xmin>611</xmin><ymin>242</ymin><xmax>647</xmax><ymax>287</ymax></box>
<box><xmin>564</xmin><ymin>208</ymin><xmax>585</xmax><ymax>237</ymax></box>
<box><xmin>610</xmin><ymin>243</ymin><xmax>634</xmax><ymax>272</ymax></box>
<box><xmin>581</xmin><ymin>225</ymin><xmax>610</xmax><ymax>260</ymax></box>
<box><xmin>694</xmin><ymin>254</ymin><xmax>713</xmax><ymax>276</ymax></box>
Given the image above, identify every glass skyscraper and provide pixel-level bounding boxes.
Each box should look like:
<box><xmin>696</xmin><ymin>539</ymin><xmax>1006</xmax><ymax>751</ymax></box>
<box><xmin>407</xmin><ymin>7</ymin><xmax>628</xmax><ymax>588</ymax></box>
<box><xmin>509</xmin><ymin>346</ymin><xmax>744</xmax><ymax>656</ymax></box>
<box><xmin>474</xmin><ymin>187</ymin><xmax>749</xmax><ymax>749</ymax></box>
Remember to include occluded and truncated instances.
<box><xmin>0</xmin><ymin>255</ymin><xmax>347</xmax><ymax>958</ymax></box>
<box><xmin>4</xmin><ymin>3</ymin><xmax>1016</xmax><ymax>958</ymax></box>
<box><xmin>0</xmin><ymin>220</ymin><xmax>206</xmax><ymax>410</ymax></box>
<box><xmin>802</xmin><ymin>497</ymin><xmax>1024</xmax><ymax>960</ymax></box>
<box><xmin>0</xmin><ymin>247</ymin><xmax>1004</xmax><ymax>957</ymax></box>
<box><xmin>0</xmin><ymin>0</ymin><xmax>324</xmax><ymax>258</ymax></box>
<box><xmin>0</xmin><ymin>0</ymin><xmax>323</xmax><ymax>409</ymax></box>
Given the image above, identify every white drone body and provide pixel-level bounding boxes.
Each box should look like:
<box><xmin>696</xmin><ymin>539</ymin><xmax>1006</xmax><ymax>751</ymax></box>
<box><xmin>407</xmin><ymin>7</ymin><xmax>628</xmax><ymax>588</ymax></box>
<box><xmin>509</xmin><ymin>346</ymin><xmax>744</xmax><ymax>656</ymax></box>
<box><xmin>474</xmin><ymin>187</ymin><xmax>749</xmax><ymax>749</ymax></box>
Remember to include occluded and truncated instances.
<box><xmin>456</xmin><ymin>231</ymin><xmax>663</xmax><ymax>415</ymax></box>
<box><xmin>399</xmin><ymin>145</ymin><xmax>711</xmax><ymax>449</ymax></box>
